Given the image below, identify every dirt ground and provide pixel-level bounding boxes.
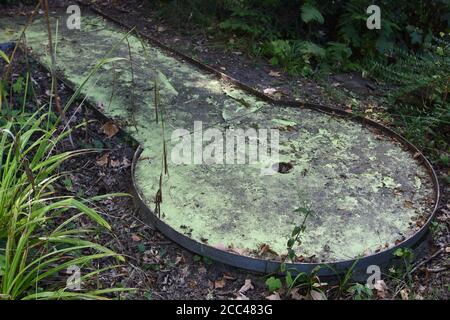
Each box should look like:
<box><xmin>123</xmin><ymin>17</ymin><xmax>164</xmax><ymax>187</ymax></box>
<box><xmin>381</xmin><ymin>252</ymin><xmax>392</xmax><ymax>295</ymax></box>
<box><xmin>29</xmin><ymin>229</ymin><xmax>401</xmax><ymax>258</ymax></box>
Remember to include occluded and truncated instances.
<box><xmin>0</xmin><ymin>0</ymin><xmax>448</xmax><ymax>300</ymax></box>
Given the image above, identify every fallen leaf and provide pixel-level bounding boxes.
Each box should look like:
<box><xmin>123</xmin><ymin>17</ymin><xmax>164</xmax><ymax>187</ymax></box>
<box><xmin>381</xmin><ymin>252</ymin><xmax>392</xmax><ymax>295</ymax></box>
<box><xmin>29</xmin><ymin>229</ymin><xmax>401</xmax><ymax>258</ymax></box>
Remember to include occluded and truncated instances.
<box><xmin>290</xmin><ymin>287</ymin><xmax>304</xmax><ymax>300</ymax></box>
<box><xmin>265</xmin><ymin>293</ymin><xmax>281</xmax><ymax>300</ymax></box>
<box><xmin>400</xmin><ymin>288</ymin><xmax>409</xmax><ymax>300</ymax></box>
<box><xmin>102</xmin><ymin>122</ymin><xmax>119</xmax><ymax>138</ymax></box>
<box><xmin>214</xmin><ymin>278</ymin><xmax>226</xmax><ymax>289</ymax></box>
<box><xmin>223</xmin><ymin>273</ymin><xmax>235</xmax><ymax>280</ymax></box>
<box><xmin>263</xmin><ymin>87</ymin><xmax>277</xmax><ymax>95</ymax></box>
<box><xmin>238</xmin><ymin>279</ymin><xmax>254</xmax><ymax>294</ymax></box>
<box><xmin>234</xmin><ymin>292</ymin><xmax>249</xmax><ymax>300</ymax></box>
<box><xmin>121</xmin><ymin>157</ymin><xmax>132</xmax><ymax>168</ymax></box>
<box><xmin>312</xmin><ymin>281</ymin><xmax>328</xmax><ymax>288</ymax></box>
<box><xmin>404</xmin><ymin>200</ymin><xmax>414</xmax><ymax>208</ymax></box>
<box><xmin>96</xmin><ymin>153</ymin><xmax>109</xmax><ymax>166</ymax></box>
<box><xmin>258</xmin><ymin>243</ymin><xmax>278</xmax><ymax>256</ymax></box>
<box><xmin>373</xmin><ymin>280</ymin><xmax>388</xmax><ymax>298</ymax></box>
<box><xmin>310</xmin><ymin>290</ymin><xmax>327</xmax><ymax>300</ymax></box>
<box><xmin>175</xmin><ymin>255</ymin><xmax>185</xmax><ymax>265</ymax></box>
<box><xmin>269</xmin><ymin>70</ymin><xmax>281</xmax><ymax>77</ymax></box>
<box><xmin>157</xmin><ymin>26</ymin><xmax>167</xmax><ymax>32</ymax></box>
<box><xmin>131</xmin><ymin>233</ymin><xmax>141</xmax><ymax>242</ymax></box>
<box><xmin>230</xmin><ymin>247</ymin><xmax>247</xmax><ymax>256</ymax></box>
<box><xmin>213</xmin><ymin>243</ymin><xmax>228</xmax><ymax>251</ymax></box>
<box><xmin>110</xmin><ymin>158</ymin><xmax>121</xmax><ymax>167</ymax></box>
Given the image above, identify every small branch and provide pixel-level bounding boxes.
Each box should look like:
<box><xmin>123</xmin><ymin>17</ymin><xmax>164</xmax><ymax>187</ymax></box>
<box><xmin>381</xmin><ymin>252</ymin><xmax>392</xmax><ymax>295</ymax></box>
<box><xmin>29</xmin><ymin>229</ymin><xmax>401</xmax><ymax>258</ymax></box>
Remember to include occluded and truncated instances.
<box><xmin>40</xmin><ymin>0</ymin><xmax>75</xmax><ymax>147</ymax></box>
<box><xmin>410</xmin><ymin>247</ymin><xmax>445</xmax><ymax>275</ymax></box>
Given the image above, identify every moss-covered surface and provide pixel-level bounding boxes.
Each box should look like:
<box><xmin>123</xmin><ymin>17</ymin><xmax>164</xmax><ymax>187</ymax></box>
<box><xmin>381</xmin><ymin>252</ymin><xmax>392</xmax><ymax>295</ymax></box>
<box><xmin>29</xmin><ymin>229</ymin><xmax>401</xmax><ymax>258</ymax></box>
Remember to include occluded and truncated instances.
<box><xmin>0</xmin><ymin>13</ymin><xmax>435</xmax><ymax>262</ymax></box>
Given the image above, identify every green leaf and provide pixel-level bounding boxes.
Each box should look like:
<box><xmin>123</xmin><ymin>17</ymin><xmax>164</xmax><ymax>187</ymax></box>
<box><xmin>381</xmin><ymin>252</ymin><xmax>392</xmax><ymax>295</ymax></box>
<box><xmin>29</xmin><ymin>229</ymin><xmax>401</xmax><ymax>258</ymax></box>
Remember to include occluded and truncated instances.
<box><xmin>270</xmin><ymin>56</ymin><xmax>279</xmax><ymax>65</ymax></box>
<box><xmin>287</xmin><ymin>238</ymin><xmax>295</xmax><ymax>248</ymax></box>
<box><xmin>294</xmin><ymin>207</ymin><xmax>309</xmax><ymax>215</ymax></box>
<box><xmin>299</xmin><ymin>41</ymin><xmax>326</xmax><ymax>58</ymax></box>
<box><xmin>265</xmin><ymin>276</ymin><xmax>282</xmax><ymax>293</ymax></box>
<box><xmin>301</xmin><ymin>3</ymin><xmax>324</xmax><ymax>24</ymax></box>
<box><xmin>0</xmin><ymin>254</ymin><xmax>5</xmax><ymax>276</ymax></box>
<box><xmin>12</xmin><ymin>77</ymin><xmax>24</xmax><ymax>94</ymax></box>
<box><xmin>285</xmin><ymin>271</ymin><xmax>294</xmax><ymax>288</ymax></box>
<box><xmin>0</xmin><ymin>49</ymin><xmax>10</xmax><ymax>64</ymax></box>
<box><xmin>291</xmin><ymin>226</ymin><xmax>301</xmax><ymax>237</ymax></box>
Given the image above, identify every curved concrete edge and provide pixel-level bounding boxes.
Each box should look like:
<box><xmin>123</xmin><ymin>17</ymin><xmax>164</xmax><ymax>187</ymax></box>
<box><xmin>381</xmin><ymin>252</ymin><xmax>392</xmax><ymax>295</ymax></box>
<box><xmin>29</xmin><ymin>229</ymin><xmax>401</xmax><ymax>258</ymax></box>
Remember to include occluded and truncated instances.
<box><xmin>131</xmin><ymin>123</ymin><xmax>438</xmax><ymax>277</ymax></box>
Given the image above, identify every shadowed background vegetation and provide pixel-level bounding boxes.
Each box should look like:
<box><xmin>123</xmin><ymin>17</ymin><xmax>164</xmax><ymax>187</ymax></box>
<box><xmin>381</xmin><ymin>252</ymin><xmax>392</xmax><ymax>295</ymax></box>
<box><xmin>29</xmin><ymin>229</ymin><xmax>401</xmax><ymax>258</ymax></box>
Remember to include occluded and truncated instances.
<box><xmin>153</xmin><ymin>0</ymin><xmax>449</xmax><ymax>165</ymax></box>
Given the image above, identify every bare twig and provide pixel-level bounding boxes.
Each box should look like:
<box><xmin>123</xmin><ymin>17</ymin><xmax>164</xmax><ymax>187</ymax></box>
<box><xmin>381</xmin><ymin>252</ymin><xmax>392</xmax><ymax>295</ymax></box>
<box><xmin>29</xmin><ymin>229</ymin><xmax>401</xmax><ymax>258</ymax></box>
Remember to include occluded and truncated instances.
<box><xmin>410</xmin><ymin>247</ymin><xmax>445</xmax><ymax>275</ymax></box>
<box><xmin>40</xmin><ymin>0</ymin><xmax>76</xmax><ymax>147</ymax></box>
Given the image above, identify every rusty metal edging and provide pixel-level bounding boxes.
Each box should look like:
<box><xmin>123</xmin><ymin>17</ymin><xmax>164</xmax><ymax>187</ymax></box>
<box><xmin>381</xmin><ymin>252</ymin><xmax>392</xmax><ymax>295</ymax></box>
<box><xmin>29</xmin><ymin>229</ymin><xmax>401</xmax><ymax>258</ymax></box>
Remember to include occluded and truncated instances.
<box><xmin>66</xmin><ymin>3</ymin><xmax>441</xmax><ymax>276</ymax></box>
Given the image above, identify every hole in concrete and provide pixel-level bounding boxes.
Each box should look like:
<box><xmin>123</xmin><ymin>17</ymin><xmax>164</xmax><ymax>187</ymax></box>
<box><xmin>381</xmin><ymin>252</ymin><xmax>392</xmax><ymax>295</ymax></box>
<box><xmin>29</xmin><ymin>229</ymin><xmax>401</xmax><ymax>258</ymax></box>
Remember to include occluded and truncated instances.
<box><xmin>273</xmin><ymin>162</ymin><xmax>293</xmax><ymax>174</ymax></box>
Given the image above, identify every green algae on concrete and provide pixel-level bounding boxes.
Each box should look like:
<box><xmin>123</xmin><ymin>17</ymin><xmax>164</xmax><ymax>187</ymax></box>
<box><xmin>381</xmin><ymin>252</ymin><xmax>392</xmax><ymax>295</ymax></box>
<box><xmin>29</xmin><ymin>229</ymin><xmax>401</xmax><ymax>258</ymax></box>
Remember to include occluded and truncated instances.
<box><xmin>0</xmin><ymin>12</ymin><xmax>435</xmax><ymax>262</ymax></box>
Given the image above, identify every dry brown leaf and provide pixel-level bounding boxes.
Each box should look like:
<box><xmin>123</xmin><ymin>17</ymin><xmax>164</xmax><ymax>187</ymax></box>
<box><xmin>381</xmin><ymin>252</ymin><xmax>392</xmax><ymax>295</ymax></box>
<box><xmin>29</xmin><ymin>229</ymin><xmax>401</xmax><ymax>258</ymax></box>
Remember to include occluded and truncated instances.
<box><xmin>404</xmin><ymin>200</ymin><xmax>414</xmax><ymax>208</ymax></box>
<box><xmin>102</xmin><ymin>122</ymin><xmax>119</xmax><ymax>138</ymax></box>
<box><xmin>230</xmin><ymin>247</ymin><xmax>247</xmax><ymax>256</ymax></box>
<box><xmin>110</xmin><ymin>158</ymin><xmax>121</xmax><ymax>167</ymax></box>
<box><xmin>238</xmin><ymin>279</ymin><xmax>254</xmax><ymax>294</ymax></box>
<box><xmin>96</xmin><ymin>153</ymin><xmax>109</xmax><ymax>166</ymax></box>
<box><xmin>175</xmin><ymin>255</ymin><xmax>185</xmax><ymax>265</ymax></box>
<box><xmin>265</xmin><ymin>293</ymin><xmax>281</xmax><ymax>300</ymax></box>
<box><xmin>223</xmin><ymin>272</ymin><xmax>235</xmax><ymax>280</ymax></box>
<box><xmin>400</xmin><ymin>288</ymin><xmax>409</xmax><ymax>300</ymax></box>
<box><xmin>214</xmin><ymin>278</ymin><xmax>226</xmax><ymax>289</ymax></box>
<box><xmin>258</xmin><ymin>243</ymin><xmax>277</xmax><ymax>256</ymax></box>
<box><xmin>157</xmin><ymin>26</ymin><xmax>167</xmax><ymax>32</ymax></box>
<box><xmin>213</xmin><ymin>243</ymin><xmax>228</xmax><ymax>251</ymax></box>
<box><xmin>234</xmin><ymin>292</ymin><xmax>249</xmax><ymax>300</ymax></box>
<box><xmin>269</xmin><ymin>70</ymin><xmax>281</xmax><ymax>77</ymax></box>
<box><xmin>373</xmin><ymin>280</ymin><xmax>388</xmax><ymax>299</ymax></box>
<box><xmin>131</xmin><ymin>233</ymin><xmax>141</xmax><ymax>242</ymax></box>
<box><xmin>122</xmin><ymin>157</ymin><xmax>132</xmax><ymax>168</ymax></box>
<box><xmin>310</xmin><ymin>290</ymin><xmax>327</xmax><ymax>300</ymax></box>
<box><xmin>290</xmin><ymin>287</ymin><xmax>304</xmax><ymax>300</ymax></box>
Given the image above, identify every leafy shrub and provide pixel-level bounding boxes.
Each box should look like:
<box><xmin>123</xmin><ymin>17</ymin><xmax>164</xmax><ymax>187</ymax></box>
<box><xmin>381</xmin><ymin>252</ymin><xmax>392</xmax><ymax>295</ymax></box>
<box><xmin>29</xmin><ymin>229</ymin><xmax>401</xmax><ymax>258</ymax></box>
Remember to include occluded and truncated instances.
<box><xmin>0</xmin><ymin>108</ymin><xmax>128</xmax><ymax>299</ymax></box>
<box><xmin>366</xmin><ymin>37</ymin><xmax>450</xmax><ymax>154</ymax></box>
<box><xmin>154</xmin><ymin>0</ymin><xmax>450</xmax><ymax>74</ymax></box>
<box><xmin>1</xmin><ymin>38</ymin><xmax>130</xmax><ymax>298</ymax></box>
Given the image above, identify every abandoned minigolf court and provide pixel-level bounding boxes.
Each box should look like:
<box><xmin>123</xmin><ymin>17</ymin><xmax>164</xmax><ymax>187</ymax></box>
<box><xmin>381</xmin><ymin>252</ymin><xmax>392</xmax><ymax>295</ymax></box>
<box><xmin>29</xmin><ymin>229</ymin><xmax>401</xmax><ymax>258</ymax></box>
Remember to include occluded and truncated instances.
<box><xmin>0</xmin><ymin>7</ymin><xmax>440</xmax><ymax>278</ymax></box>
